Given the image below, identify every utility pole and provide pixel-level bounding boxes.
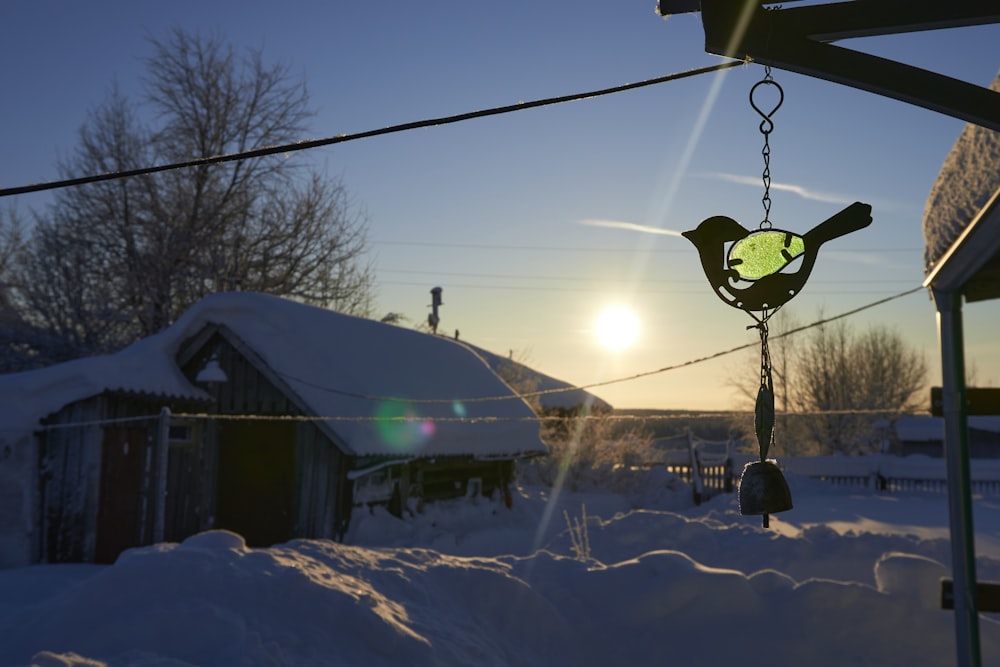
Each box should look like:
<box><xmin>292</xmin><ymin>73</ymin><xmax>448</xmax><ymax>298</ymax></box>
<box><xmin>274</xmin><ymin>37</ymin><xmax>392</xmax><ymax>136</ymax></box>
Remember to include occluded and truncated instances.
<box><xmin>428</xmin><ymin>287</ymin><xmax>443</xmax><ymax>335</ymax></box>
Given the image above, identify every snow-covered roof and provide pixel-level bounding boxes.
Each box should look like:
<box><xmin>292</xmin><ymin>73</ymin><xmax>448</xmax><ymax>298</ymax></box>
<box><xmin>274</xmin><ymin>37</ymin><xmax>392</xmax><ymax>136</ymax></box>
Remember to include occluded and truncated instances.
<box><xmin>0</xmin><ymin>333</ymin><xmax>209</xmax><ymax>437</ymax></box>
<box><xmin>457</xmin><ymin>342</ymin><xmax>612</xmax><ymax>412</ymax></box>
<box><xmin>0</xmin><ymin>292</ymin><xmax>547</xmax><ymax>459</ymax></box>
<box><xmin>923</xmin><ymin>71</ymin><xmax>1000</xmax><ymax>272</ymax></box>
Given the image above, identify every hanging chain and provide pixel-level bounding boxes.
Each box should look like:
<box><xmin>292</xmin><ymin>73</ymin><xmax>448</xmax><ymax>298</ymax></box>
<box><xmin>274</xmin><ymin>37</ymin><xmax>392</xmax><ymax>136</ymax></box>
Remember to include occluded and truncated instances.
<box><xmin>749</xmin><ymin>65</ymin><xmax>783</xmax><ymax>230</ymax></box>
<box><xmin>753</xmin><ymin>314</ymin><xmax>776</xmax><ymax>463</ymax></box>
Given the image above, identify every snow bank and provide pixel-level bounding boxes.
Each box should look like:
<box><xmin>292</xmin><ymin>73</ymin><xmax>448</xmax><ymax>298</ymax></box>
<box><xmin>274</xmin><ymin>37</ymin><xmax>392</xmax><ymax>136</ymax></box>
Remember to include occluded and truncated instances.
<box><xmin>3</xmin><ymin>475</ymin><xmax>1000</xmax><ymax>666</ymax></box>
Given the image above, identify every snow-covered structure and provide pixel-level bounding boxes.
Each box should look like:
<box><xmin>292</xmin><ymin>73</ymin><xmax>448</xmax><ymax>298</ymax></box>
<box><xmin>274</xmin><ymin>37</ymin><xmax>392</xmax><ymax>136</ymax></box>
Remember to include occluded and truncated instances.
<box><xmin>0</xmin><ymin>292</ymin><xmax>547</xmax><ymax>567</ymax></box>
<box><xmin>892</xmin><ymin>416</ymin><xmax>1000</xmax><ymax>458</ymax></box>
<box><xmin>922</xmin><ymin>70</ymin><xmax>1000</xmax><ymax>665</ymax></box>
<box><xmin>459</xmin><ymin>343</ymin><xmax>612</xmax><ymax>414</ymax></box>
<box><xmin>923</xmin><ymin>72</ymin><xmax>1000</xmax><ymax>298</ymax></box>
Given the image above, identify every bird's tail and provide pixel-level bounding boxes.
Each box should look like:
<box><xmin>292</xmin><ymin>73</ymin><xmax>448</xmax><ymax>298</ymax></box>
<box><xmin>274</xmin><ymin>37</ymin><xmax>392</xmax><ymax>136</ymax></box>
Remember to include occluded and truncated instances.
<box><xmin>803</xmin><ymin>201</ymin><xmax>873</xmax><ymax>247</ymax></box>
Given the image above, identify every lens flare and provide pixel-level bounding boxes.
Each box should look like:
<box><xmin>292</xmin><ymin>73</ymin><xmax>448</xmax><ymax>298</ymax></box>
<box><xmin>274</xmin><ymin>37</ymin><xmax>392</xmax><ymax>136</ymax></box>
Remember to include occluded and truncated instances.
<box><xmin>373</xmin><ymin>400</ymin><xmax>434</xmax><ymax>451</ymax></box>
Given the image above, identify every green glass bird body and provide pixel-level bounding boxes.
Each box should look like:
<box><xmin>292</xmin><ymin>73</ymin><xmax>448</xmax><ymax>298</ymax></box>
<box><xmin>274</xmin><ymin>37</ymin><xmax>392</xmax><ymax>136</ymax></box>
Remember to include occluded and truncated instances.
<box><xmin>728</xmin><ymin>229</ymin><xmax>805</xmax><ymax>281</ymax></box>
<box><xmin>683</xmin><ymin>201</ymin><xmax>873</xmax><ymax>312</ymax></box>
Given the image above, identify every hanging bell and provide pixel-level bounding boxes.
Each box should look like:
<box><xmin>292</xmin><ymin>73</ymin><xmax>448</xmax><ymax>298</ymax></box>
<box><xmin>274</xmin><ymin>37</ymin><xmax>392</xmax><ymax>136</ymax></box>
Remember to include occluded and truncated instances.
<box><xmin>738</xmin><ymin>459</ymin><xmax>793</xmax><ymax>516</ymax></box>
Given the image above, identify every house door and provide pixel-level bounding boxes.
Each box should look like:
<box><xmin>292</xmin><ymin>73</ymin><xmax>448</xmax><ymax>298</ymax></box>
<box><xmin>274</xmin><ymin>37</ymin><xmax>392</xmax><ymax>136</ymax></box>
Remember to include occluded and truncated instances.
<box><xmin>215</xmin><ymin>420</ymin><xmax>296</xmax><ymax>547</ymax></box>
<box><xmin>95</xmin><ymin>427</ymin><xmax>147</xmax><ymax>564</ymax></box>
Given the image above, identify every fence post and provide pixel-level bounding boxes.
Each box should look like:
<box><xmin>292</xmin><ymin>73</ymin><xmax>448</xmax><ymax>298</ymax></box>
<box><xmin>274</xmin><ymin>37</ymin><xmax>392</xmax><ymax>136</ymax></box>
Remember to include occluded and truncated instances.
<box><xmin>687</xmin><ymin>428</ymin><xmax>704</xmax><ymax>505</ymax></box>
<box><xmin>724</xmin><ymin>439</ymin><xmax>734</xmax><ymax>493</ymax></box>
<box><xmin>153</xmin><ymin>407</ymin><xmax>170</xmax><ymax>543</ymax></box>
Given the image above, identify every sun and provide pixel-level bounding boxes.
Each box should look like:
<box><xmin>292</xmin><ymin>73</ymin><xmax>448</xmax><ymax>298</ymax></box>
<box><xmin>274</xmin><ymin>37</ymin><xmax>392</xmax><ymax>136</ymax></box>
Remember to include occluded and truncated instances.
<box><xmin>594</xmin><ymin>305</ymin><xmax>640</xmax><ymax>351</ymax></box>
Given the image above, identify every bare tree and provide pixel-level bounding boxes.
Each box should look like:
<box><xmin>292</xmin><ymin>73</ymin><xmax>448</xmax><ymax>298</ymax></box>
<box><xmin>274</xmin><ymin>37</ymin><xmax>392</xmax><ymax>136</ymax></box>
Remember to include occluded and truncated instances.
<box><xmin>791</xmin><ymin>321</ymin><xmax>926</xmax><ymax>453</ymax></box>
<box><xmin>729</xmin><ymin>314</ymin><xmax>927</xmax><ymax>455</ymax></box>
<box><xmin>0</xmin><ymin>209</ymin><xmax>51</xmax><ymax>371</ymax></box>
<box><xmin>11</xmin><ymin>29</ymin><xmax>373</xmax><ymax>365</ymax></box>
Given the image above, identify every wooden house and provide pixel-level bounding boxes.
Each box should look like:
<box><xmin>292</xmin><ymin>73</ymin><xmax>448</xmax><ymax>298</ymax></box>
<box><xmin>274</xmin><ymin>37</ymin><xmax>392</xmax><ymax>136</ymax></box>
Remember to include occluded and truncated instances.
<box><xmin>892</xmin><ymin>418</ymin><xmax>1000</xmax><ymax>459</ymax></box>
<box><xmin>0</xmin><ymin>293</ymin><xmax>547</xmax><ymax>566</ymax></box>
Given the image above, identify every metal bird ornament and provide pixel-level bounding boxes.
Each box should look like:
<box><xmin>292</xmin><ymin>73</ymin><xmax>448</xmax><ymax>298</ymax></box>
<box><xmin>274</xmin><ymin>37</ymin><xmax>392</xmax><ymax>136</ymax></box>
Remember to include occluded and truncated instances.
<box><xmin>683</xmin><ymin>67</ymin><xmax>874</xmax><ymax>528</ymax></box>
<box><xmin>683</xmin><ymin>201</ymin><xmax>873</xmax><ymax>312</ymax></box>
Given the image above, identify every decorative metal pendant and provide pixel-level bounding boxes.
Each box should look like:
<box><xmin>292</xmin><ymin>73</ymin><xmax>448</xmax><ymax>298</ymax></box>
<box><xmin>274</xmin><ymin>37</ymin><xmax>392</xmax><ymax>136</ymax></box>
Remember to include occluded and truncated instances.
<box><xmin>684</xmin><ymin>202</ymin><xmax>873</xmax><ymax>312</ymax></box>
<box><xmin>683</xmin><ymin>67</ymin><xmax>873</xmax><ymax>527</ymax></box>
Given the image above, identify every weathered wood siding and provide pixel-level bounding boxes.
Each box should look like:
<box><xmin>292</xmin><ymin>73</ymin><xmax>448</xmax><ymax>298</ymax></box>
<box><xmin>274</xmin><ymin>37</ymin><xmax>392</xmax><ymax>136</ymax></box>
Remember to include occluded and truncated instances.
<box><xmin>163</xmin><ymin>420</ymin><xmax>210</xmax><ymax>542</ymax></box>
<box><xmin>39</xmin><ymin>399</ymin><xmax>103</xmax><ymax>563</ymax></box>
<box><xmin>194</xmin><ymin>333</ymin><xmax>298</xmax><ymax>415</ymax></box>
<box><xmin>183</xmin><ymin>332</ymin><xmax>353</xmax><ymax>542</ymax></box>
<box><xmin>296</xmin><ymin>421</ymin><xmax>354</xmax><ymax>540</ymax></box>
<box><xmin>39</xmin><ymin>394</ymin><xmax>208</xmax><ymax>563</ymax></box>
<box><xmin>0</xmin><ymin>431</ymin><xmax>39</xmax><ymax>567</ymax></box>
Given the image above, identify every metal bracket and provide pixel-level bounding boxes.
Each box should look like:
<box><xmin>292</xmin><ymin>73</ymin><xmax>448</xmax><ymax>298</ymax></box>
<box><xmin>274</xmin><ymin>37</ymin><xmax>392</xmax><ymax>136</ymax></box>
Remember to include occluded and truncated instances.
<box><xmin>662</xmin><ymin>0</ymin><xmax>1000</xmax><ymax>131</ymax></box>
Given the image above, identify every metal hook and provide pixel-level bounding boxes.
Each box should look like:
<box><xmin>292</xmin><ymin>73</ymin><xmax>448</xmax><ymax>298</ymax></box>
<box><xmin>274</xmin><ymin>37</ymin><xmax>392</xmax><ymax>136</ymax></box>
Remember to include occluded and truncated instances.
<box><xmin>749</xmin><ymin>78</ymin><xmax>784</xmax><ymax>134</ymax></box>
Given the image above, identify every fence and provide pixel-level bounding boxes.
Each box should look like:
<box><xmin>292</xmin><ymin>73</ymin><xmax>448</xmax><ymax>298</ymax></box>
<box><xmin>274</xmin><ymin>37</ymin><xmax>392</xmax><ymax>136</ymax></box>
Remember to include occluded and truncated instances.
<box><xmin>657</xmin><ymin>430</ymin><xmax>735</xmax><ymax>505</ymax></box>
<box><xmin>655</xmin><ymin>439</ymin><xmax>1000</xmax><ymax>505</ymax></box>
<box><xmin>780</xmin><ymin>455</ymin><xmax>1000</xmax><ymax>496</ymax></box>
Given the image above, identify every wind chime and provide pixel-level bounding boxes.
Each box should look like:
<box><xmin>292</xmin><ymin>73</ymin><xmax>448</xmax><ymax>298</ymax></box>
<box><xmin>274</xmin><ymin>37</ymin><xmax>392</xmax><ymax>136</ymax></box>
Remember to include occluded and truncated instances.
<box><xmin>683</xmin><ymin>67</ymin><xmax>873</xmax><ymax>528</ymax></box>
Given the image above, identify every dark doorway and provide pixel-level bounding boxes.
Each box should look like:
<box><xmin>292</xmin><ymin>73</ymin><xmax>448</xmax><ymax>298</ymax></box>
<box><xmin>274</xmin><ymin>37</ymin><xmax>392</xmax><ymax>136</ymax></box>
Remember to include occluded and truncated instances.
<box><xmin>215</xmin><ymin>420</ymin><xmax>296</xmax><ymax>546</ymax></box>
<box><xmin>95</xmin><ymin>427</ymin><xmax>147</xmax><ymax>564</ymax></box>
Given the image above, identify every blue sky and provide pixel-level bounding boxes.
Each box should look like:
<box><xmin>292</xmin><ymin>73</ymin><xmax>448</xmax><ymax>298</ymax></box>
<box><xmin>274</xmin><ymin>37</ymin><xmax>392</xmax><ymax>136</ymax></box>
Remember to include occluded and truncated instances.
<box><xmin>2</xmin><ymin>2</ymin><xmax>999</xmax><ymax>410</ymax></box>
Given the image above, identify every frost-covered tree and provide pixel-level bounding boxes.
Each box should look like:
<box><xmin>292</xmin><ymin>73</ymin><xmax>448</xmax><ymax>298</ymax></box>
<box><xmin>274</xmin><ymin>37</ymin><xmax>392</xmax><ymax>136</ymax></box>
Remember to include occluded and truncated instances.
<box><xmin>793</xmin><ymin>321</ymin><xmax>927</xmax><ymax>454</ymax></box>
<box><xmin>10</xmin><ymin>29</ymin><xmax>373</xmax><ymax>367</ymax></box>
<box><xmin>730</xmin><ymin>314</ymin><xmax>927</xmax><ymax>455</ymax></box>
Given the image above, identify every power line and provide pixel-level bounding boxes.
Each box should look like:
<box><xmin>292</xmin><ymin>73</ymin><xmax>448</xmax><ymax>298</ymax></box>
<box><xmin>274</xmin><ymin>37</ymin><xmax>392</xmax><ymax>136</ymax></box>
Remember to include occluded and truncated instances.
<box><xmin>378</xmin><ymin>279</ymin><xmax>916</xmax><ymax>295</ymax></box>
<box><xmin>0</xmin><ymin>62</ymin><xmax>742</xmax><ymax>198</ymax></box>
<box><xmin>39</xmin><ymin>407</ymin><xmax>928</xmax><ymax>432</ymax></box>
<box><xmin>379</xmin><ymin>268</ymin><xmax>916</xmax><ymax>284</ymax></box>
<box><xmin>29</xmin><ymin>287</ymin><xmax>928</xmax><ymax>433</ymax></box>
<box><xmin>530</xmin><ymin>285</ymin><xmax>927</xmax><ymax>398</ymax></box>
<box><xmin>374</xmin><ymin>239</ymin><xmax>923</xmax><ymax>253</ymax></box>
<box><xmin>274</xmin><ymin>285</ymin><xmax>926</xmax><ymax>405</ymax></box>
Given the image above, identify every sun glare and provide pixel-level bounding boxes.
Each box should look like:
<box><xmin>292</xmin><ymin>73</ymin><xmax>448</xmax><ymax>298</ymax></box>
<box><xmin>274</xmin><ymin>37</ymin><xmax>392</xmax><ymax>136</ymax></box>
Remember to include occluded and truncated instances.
<box><xmin>594</xmin><ymin>305</ymin><xmax>640</xmax><ymax>351</ymax></box>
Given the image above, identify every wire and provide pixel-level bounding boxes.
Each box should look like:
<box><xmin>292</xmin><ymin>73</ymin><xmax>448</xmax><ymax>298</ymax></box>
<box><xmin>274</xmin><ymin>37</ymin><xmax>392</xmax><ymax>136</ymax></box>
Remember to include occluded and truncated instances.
<box><xmin>0</xmin><ymin>62</ymin><xmax>742</xmax><ymax>198</ymax></box>
<box><xmin>378</xmin><ymin>280</ymin><xmax>917</xmax><ymax>296</ymax></box>
<box><xmin>31</xmin><ymin>284</ymin><xmax>929</xmax><ymax>433</ymax></box>
<box><xmin>274</xmin><ymin>285</ymin><xmax>925</xmax><ymax>405</ymax></box>
<box><xmin>374</xmin><ymin>239</ymin><xmax>923</xmax><ymax>253</ymax></box>
<box><xmin>565</xmin><ymin>285</ymin><xmax>926</xmax><ymax>395</ymax></box>
<box><xmin>379</xmin><ymin>268</ymin><xmax>917</xmax><ymax>284</ymax></box>
<box><xmin>39</xmin><ymin>407</ymin><xmax>929</xmax><ymax>432</ymax></box>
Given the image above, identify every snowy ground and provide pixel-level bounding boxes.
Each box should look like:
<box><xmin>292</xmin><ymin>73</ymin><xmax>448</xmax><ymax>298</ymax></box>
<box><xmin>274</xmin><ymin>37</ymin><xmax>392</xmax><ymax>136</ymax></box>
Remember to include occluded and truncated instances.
<box><xmin>2</xmin><ymin>468</ymin><xmax>1000</xmax><ymax>667</ymax></box>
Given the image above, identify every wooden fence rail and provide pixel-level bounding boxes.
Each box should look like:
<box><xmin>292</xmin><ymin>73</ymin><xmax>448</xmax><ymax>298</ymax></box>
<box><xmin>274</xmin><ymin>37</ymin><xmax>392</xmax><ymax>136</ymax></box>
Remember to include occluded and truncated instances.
<box><xmin>661</xmin><ymin>430</ymin><xmax>735</xmax><ymax>505</ymax></box>
<box><xmin>657</xmin><ymin>439</ymin><xmax>1000</xmax><ymax>504</ymax></box>
<box><xmin>810</xmin><ymin>474</ymin><xmax>1000</xmax><ymax>495</ymax></box>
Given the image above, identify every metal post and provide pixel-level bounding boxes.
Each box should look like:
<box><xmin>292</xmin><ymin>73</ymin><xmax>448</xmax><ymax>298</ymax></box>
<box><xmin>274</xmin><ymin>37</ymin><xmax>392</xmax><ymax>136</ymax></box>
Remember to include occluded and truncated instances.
<box><xmin>153</xmin><ymin>407</ymin><xmax>171</xmax><ymax>544</ymax></box>
<box><xmin>933</xmin><ymin>288</ymin><xmax>981</xmax><ymax>667</ymax></box>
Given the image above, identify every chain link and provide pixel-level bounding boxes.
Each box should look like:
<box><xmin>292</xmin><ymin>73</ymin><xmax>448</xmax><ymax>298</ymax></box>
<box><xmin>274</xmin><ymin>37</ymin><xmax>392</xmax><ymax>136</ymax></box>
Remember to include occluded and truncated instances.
<box><xmin>761</xmin><ymin>128</ymin><xmax>773</xmax><ymax>228</ymax></box>
<box><xmin>750</xmin><ymin>65</ymin><xmax>783</xmax><ymax>230</ymax></box>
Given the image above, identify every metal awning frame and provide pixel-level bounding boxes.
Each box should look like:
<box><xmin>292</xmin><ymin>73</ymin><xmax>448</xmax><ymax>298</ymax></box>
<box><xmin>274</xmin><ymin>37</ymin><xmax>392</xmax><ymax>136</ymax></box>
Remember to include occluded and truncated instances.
<box><xmin>659</xmin><ymin>0</ymin><xmax>1000</xmax><ymax>131</ymax></box>
<box><xmin>656</xmin><ymin>3</ymin><xmax>1000</xmax><ymax>665</ymax></box>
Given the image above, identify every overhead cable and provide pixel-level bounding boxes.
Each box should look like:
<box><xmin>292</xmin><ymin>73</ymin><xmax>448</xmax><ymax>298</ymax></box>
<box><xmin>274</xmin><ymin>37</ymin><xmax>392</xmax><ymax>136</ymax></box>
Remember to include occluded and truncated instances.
<box><xmin>32</xmin><ymin>285</ymin><xmax>929</xmax><ymax>433</ymax></box>
<box><xmin>375</xmin><ymin>240</ymin><xmax>922</xmax><ymax>253</ymax></box>
<box><xmin>275</xmin><ymin>285</ymin><xmax>926</xmax><ymax>404</ymax></box>
<box><xmin>0</xmin><ymin>61</ymin><xmax>742</xmax><ymax>198</ymax></box>
<box><xmin>40</xmin><ymin>407</ymin><xmax>929</xmax><ymax>431</ymax></box>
